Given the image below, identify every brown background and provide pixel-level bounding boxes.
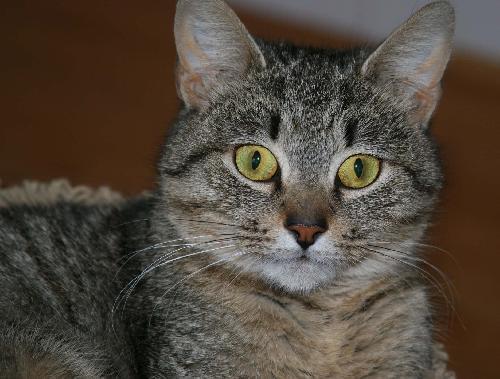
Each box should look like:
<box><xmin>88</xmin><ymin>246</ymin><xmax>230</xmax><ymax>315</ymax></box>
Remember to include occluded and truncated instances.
<box><xmin>1</xmin><ymin>1</ymin><xmax>499</xmax><ymax>377</ymax></box>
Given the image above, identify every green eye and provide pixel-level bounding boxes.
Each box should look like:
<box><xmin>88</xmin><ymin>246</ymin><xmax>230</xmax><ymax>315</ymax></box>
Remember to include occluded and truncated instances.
<box><xmin>235</xmin><ymin>145</ymin><xmax>278</xmax><ymax>181</ymax></box>
<box><xmin>338</xmin><ymin>154</ymin><xmax>380</xmax><ymax>189</ymax></box>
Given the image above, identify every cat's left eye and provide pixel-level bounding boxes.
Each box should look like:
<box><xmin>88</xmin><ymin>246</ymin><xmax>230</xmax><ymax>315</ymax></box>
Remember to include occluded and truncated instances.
<box><xmin>337</xmin><ymin>154</ymin><xmax>380</xmax><ymax>189</ymax></box>
<box><xmin>235</xmin><ymin>145</ymin><xmax>278</xmax><ymax>181</ymax></box>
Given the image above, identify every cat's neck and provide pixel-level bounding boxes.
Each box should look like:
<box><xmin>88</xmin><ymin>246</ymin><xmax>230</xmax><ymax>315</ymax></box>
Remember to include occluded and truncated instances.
<box><xmin>172</xmin><ymin>258</ymin><xmax>425</xmax><ymax>377</ymax></box>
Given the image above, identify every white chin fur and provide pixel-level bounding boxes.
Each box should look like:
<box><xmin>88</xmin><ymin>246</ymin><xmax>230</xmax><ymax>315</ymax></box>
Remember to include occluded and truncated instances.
<box><xmin>258</xmin><ymin>260</ymin><xmax>337</xmax><ymax>294</ymax></box>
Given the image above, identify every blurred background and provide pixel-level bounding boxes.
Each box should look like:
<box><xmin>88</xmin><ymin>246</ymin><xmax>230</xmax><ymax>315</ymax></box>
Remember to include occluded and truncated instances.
<box><xmin>1</xmin><ymin>1</ymin><xmax>499</xmax><ymax>377</ymax></box>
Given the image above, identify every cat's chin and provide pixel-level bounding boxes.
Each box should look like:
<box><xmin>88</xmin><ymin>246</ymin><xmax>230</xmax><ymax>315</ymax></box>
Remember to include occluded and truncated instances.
<box><xmin>256</xmin><ymin>258</ymin><xmax>338</xmax><ymax>294</ymax></box>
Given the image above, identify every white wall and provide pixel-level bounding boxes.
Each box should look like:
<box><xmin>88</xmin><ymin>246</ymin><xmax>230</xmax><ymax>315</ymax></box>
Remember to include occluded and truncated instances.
<box><xmin>228</xmin><ymin>0</ymin><xmax>500</xmax><ymax>62</ymax></box>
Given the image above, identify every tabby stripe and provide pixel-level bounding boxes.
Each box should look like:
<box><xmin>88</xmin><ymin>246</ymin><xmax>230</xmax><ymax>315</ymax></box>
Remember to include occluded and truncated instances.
<box><xmin>162</xmin><ymin>147</ymin><xmax>222</xmax><ymax>177</ymax></box>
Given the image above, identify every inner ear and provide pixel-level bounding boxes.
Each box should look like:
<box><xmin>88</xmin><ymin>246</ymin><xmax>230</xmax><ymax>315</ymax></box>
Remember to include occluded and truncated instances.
<box><xmin>361</xmin><ymin>1</ymin><xmax>455</xmax><ymax>127</ymax></box>
<box><xmin>174</xmin><ymin>0</ymin><xmax>266</xmax><ymax>110</ymax></box>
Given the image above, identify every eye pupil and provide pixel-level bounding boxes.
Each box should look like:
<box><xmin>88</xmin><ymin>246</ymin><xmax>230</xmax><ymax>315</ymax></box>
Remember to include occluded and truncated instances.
<box><xmin>354</xmin><ymin>158</ymin><xmax>363</xmax><ymax>178</ymax></box>
<box><xmin>251</xmin><ymin>151</ymin><xmax>261</xmax><ymax>170</ymax></box>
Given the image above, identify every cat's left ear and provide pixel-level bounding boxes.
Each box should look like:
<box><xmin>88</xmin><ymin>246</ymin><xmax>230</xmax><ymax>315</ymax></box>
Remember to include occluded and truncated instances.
<box><xmin>361</xmin><ymin>1</ymin><xmax>455</xmax><ymax>126</ymax></box>
<box><xmin>174</xmin><ymin>0</ymin><xmax>266</xmax><ymax>110</ymax></box>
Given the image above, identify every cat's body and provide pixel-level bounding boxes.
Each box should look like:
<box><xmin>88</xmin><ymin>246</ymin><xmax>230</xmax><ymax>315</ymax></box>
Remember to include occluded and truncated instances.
<box><xmin>0</xmin><ymin>1</ymin><xmax>455</xmax><ymax>378</ymax></box>
<box><xmin>0</xmin><ymin>197</ymin><xmax>435</xmax><ymax>378</ymax></box>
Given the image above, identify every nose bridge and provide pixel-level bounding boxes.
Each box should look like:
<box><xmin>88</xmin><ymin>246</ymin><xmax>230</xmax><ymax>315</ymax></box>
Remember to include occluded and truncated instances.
<box><xmin>282</xmin><ymin>180</ymin><xmax>330</xmax><ymax>250</ymax></box>
<box><xmin>283</xmin><ymin>184</ymin><xmax>329</xmax><ymax>223</ymax></box>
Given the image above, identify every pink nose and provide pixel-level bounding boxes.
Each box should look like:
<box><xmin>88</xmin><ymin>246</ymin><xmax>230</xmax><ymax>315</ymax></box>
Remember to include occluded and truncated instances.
<box><xmin>286</xmin><ymin>224</ymin><xmax>326</xmax><ymax>249</ymax></box>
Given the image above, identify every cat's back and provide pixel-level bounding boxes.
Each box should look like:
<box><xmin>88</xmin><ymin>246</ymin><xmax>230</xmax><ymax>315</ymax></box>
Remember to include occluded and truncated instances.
<box><xmin>0</xmin><ymin>200</ymin><xmax>142</xmax><ymax>377</ymax></box>
<box><xmin>0</xmin><ymin>202</ymin><xmax>121</xmax><ymax>317</ymax></box>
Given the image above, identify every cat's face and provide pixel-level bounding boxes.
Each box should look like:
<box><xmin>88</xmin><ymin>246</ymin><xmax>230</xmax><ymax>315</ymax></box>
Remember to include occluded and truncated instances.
<box><xmin>155</xmin><ymin>0</ymin><xmax>453</xmax><ymax>293</ymax></box>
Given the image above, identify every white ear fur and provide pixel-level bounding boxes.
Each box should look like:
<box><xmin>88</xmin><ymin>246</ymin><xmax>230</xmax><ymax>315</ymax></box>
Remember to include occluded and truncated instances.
<box><xmin>362</xmin><ymin>1</ymin><xmax>455</xmax><ymax>126</ymax></box>
<box><xmin>174</xmin><ymin>0</ymin><xmax>266</xmax><ymax>110</ymax></box>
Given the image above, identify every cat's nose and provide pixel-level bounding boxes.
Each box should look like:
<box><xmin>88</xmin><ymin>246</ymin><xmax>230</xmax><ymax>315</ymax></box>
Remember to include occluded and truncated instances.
<box><xmin>285</xmin><ymin>220</ymin><xmax>327</xmax><ymax>250</ymax></box>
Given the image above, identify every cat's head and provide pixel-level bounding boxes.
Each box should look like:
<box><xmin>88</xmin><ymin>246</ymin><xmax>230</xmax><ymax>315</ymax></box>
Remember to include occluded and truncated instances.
<box><xmin>155</xmin><ymin>0</ymin><xmax>454</xmax><ymax>293</ymax></box>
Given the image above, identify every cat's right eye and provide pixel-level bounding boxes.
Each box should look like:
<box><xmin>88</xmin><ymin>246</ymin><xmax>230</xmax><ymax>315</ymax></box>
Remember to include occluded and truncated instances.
<box><xmin>235</xmin><ymin>145</ymin><xmax>278</xmax><ymax>181</ymax></box>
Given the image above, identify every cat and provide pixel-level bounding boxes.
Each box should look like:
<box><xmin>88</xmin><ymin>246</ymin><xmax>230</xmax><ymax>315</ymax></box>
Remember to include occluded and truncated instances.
<box><xmin>0</xmin><ymin>0</ymin><xmax>455</xmax><ymax>377</ymax></box>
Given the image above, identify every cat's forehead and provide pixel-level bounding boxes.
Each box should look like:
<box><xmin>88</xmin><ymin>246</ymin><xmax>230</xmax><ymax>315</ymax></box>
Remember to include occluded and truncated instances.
<box><xmin>266</xmin><ymin>52</ymin><xmax>358</xmax><ymax>105</ymax></box>
<box><xmin>254</xmin><ymin>46</ymin><xmax>380</xmax><ymax>131</ymax></box>
<box><xmin>246</xmin><ymin>72</ymin><xmax>384</xmax><ymax>144</ymax></box>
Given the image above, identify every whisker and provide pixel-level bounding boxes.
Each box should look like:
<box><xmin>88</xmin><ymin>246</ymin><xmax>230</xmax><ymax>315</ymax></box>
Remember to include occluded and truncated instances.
<box><xmin>114</xmin><ymin>234</ymin><xmax>240</xmax><ymax>284</ymax></box>
<box><xmin>226</xmin><ymin>269</ymin><xmax>245</xmax><ymax>288</ymax></box>
<box><xmin>113</xmin><ymin>239</ymin><xmax>235</xmax><ymax>317</ymax></box>
<box><xmin>146</xmin><ymin>244</ymin><xmax>238</xmax><ymax>277</ymax></box>
<box><xmin>368</xmin><ymin>240</ymin><xmax>459</xmax><ymax>267</ymax></box>
<box><xmin>131</xmin><ymin>237</ymin><xmax>240</xmax><ymax>286</ymax></box>
<box><xmin>113</xmin><ymin>235</ymin><xmax>236</xmax><ymax>287</ymax></box>
<box><xmin>367</xmin><ymin>243</ymin><xmax>463</xmax><ymax>329</ymax></box>
<box><xmin>113</xmin><ymin>245</ymin><xmax>195</xmax><ymax>315</ymax></box>
<box><xmin>115</xmin><ymin>243</ymin><xmax>238</xmax><ymax>316</ymax></box>
<box><xmin>343</xmin><ymin>251</ymin><xmax>423</xmax><ymax>308</ymax></box>
<box><xmin>148</xmin><ymin>250</ymin><xmax>248</xmax><ymax>327</ymax></box>
<box><xmin>363</xmin><ymin>246</ymin><xmax>449</xmax><ymax>299</ymax></box>
<box><xmin>168</xmin><ymin>216</ymin><xmax>244</xmax><ymax>229</ymax></box>
<box><xmin>368</xmin><ymin>243</ymin><xmax>458</xmax><ymax>297</ymax></box>
<box><xmin>361</xmin><ymin>245</ymin><xmax>459</xmax><ymax>325</ymax></box>
<box><xmin>117</xmin><ymin>234</ymin><xmax>228</xmax><ymax>264</ymax></box>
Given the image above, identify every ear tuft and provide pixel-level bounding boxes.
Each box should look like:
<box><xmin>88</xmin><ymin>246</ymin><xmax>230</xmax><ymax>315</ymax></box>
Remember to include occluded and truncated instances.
<box><xmin>174</xmin><ymin>0</ymin><xmax>266</xmax><ymax>110</ymax></box>
<box><xmin>362</xmin><ymin>1</ymin><xmax>455</xmax><ymax>126</ymax></box>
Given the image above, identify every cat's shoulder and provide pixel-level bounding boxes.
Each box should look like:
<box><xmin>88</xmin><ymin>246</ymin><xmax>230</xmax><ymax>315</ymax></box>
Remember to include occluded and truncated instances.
<box><xmin>0</xmin><ymin>191</ymin><xmax>153</xmax><ymax>265</ymax></box>
<box><xmin>0</xmin><ymin>201</ymin><xmax>118</xmax><ymax>245</ymax></box>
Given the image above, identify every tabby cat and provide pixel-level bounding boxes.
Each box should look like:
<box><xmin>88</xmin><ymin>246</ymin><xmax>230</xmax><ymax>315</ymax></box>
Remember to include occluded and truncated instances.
<box><xmin>0</xmin><ymin>0</ymin><xmax>455</xmax><ymax>377</ymax></box>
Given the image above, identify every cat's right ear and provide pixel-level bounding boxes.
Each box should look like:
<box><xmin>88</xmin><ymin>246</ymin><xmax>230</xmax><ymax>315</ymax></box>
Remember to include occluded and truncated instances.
<box><xmin>174</xmin><ymin>0</ymin><xmax>266</xmax><ymax>110</ymax></box>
